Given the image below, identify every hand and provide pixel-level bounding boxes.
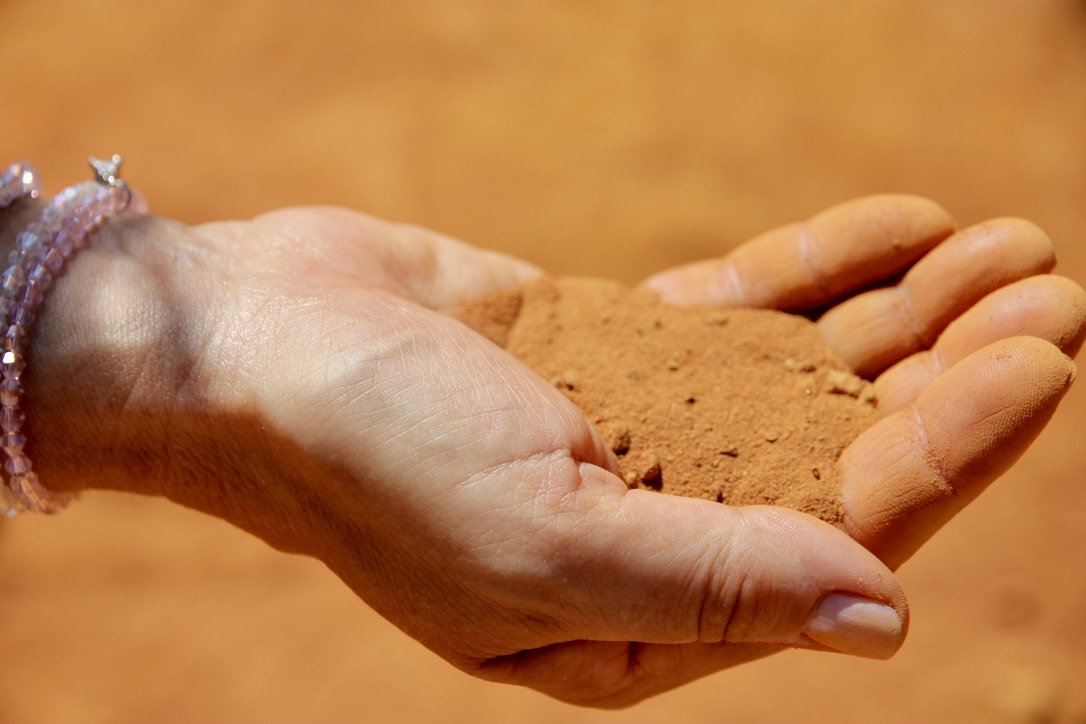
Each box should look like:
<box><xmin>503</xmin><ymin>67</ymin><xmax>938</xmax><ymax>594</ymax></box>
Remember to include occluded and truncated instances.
<box><xmin>23</xmin><ymin>197</ymin><xmax>1082</xmax><ymax>708</ymax></box>
<box><xmin>645</xmin><ymin>195</ymin><xmax>1084</xmax><ymax>568</ymax></box>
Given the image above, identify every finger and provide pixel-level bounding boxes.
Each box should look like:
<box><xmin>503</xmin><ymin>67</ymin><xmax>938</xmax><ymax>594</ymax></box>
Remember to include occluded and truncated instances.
<box><xmin>219</xmin><ymin>207</ymin><xmax>543</xmax><ymax>308</ymax></box>
<box><xmin>476</xmin><ymin>640</ymin><xmax>775</xmax><ymax>708</ymax></box>
<box><xmin>479</xmin><ymin>465</ymin><xmax>908</xmax><ymax>703</ymax></box>
<box><xmin>839</xmin><ymin>337</ymin><xmax>1076</xmax><ymax>569</ymax></box>
<box><xmin>642</xmin><ymin>195</ymin><xmax>954</xmax><ymax>311</ymax></box>
<box><xmin>577</xmin><ymin>470</ymin><xmax>908</xmax><ymax>657</ymax></box>
<box><xmin>875</xmin><ymin>275</ymin><xmax>1086</xmax><ymax>413</ymax></box>
<box><xmin>818</xmin><ymin>218</ymin><xmax>1057</xmax><ymax>377</ymax></box>
<box><xmin>386</xmin><ymin>219</ymin><xmax>544</xmax><ymax>310</ymax></box>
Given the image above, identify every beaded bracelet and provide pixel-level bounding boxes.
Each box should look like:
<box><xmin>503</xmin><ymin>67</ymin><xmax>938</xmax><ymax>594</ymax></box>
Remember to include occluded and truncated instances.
<box><xmin>0</xmin><ymin>161</ymin><xmax>41</xmax><ymax>208</ymax></box>
<box><xmin>0</xmin><ymin>156</ymin><xmax>134</xmax><ymax>515</ymax></box>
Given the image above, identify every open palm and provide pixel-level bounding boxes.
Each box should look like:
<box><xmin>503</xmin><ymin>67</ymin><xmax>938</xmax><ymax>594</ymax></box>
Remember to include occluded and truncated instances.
<box><xmin>63</xmin><ymin>196</ymin><xmax>1079</xmax><ymax>708</ymax></box>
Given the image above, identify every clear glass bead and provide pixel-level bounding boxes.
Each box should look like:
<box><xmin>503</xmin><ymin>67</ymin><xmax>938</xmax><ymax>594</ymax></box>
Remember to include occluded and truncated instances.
<box><xmin>4</xmin><ymin>453</ymin><xmax>31</xmax><ymax>475</ymax></box>
<box><xmin>16</xmin><ymin>284</ymin><xmax>43</xmax><ymax>307</ymax></box>
<box><xmin>16</xmin><ymin>231</ymin><xmax>40</xmax><ymax>253</ymax></box>
<box><xmin>54</xmin><ymin>220</ymin><xmax>85</xmax><ymax>257</ymax></box>
<box><xmin>39</xmin><ymin>205</ymin><xmax>62</xmax><ymax>232</ymax></box>
<box><xmin>26</xmin><ymin>263</ymin><xmax>52</xmax><ymax>290</ymax></box>
<box><xmin>10</xmin><ymin>472</ymin><xmax>71</xmax><ymax>515</ymax></box>
<box><xmin>0</xmin><ymin>378</ymin><xmax>21</xmax><ymax>406</ymax></box>
<box><xmin>0</xmin><ymin>483</ymin><xmax>26</xmax><ymax>516</ymax></box>
<box><xmin>1</xmin><ymin>431</ymin><xmax>25</xmax><ymax>454</ymax></box>
<box><xmin>3</xmin><ymin>325</ymin><xmax>25</xmax><ymax>353</ymax></box>
<box><xmin>1</xmin><ymin>265</ymin><xmax>24</xmax><ymax>295</ymax></box>
<box><xmin>1</xmin><ymin>349</ymin><xmax>25</xmax><ymax>380</ymax></box>
<box><xmin>38</xmin><ymin>247</ymin><xmax>64</xmax><ymax>273</ymax></box>
<box><xmin>0</xmin><ymin>404</ymin><xmax>24</xmax><ymax>432</ymax></box>
<box><xmin>10</xmin><ymin>305</ymin><xmax>34</xmax><ymax>328</ymax></box>
<box><xmin>56</xmin><ymin>186</ymin><xmax>80</xmax><ymax>206</ymax></box>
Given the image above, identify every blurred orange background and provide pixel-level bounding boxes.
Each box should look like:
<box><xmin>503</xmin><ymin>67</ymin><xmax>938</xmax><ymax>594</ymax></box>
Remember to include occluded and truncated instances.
<box><xmin>2</xmin><ymin>1</ymin><xmax>1085</xmax><ymax>722</ymax></box>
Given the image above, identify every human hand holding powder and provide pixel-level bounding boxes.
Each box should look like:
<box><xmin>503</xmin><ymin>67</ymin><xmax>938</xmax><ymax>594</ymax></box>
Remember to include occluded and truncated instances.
<box><xmin>16</xmin><ymin>195</ymin><xmax>1082</xmax><ymax>708</ymax></box>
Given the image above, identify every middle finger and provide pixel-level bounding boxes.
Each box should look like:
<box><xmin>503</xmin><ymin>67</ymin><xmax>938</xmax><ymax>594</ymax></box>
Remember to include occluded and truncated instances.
<box><xmin>817</xmin><ymin>218</ymin><xmax>1055</xmax><ymax>378</ymax></box>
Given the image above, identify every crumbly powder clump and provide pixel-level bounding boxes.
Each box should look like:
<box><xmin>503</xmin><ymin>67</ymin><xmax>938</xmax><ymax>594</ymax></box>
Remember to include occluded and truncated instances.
<box><xmin>455</xmin><ymin>277</ymin><xmax>878</xmax><ymax>526</ymax></box>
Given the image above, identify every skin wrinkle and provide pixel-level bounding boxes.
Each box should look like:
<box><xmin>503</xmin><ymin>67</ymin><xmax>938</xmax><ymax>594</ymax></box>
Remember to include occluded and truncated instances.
<box><xmin>390</xmin><ymin>222</ymin><xmax>443</xmax><ymax>303</ymax></box>
<box><xmin>797</xmin><ymin>222</ymin><xmax>831</xmax><ymax>300</ymax></box>
<box><xmin>873</xmin><ymin>277</ymin><xmax>1086</xmax><ymax>415</ymax></box>
<box><xmin>720</xmin><ymin>258</ymin><xmax>749</xmax><ymax>307</ymax></box>
<box><xmin>927</xmin><ymin>345</ymin><xmax>946</xmax><ymax>383</ymax></box>
<box><xmin>454</xmin><ymin>461</ymin><xmax>598</xmax><ymax>623</ymax></box>
<box><xmin>341</xmin><ymin>300</ymin><xmax>584</xmax><ymax>480</ymax></box>
<box><xmin>367</xmin><ymin>340</ymin><xmax>577</xmax><ymax>484</ymax></box>
<box><xmin>625</xmin><ymin>642</ymin><xmax>647</xmax><ymax>686</ymax></box>
<box><xmin>383</xmin><ymin>219</ymin><xmax>540</xmax><ymax>312</ymax></box>
<box><xmin>253</xmin><ymin>210</ymin><xmax>406</xmax><ymax>296</ymax></box>
<box><xmin>895</xmin><ymin>283</ymin><xmax>931</xmax><ymax>353</ymax></box>
<box><xmin>717</xmin><ymin>558</ymin><xmax>749</xmax><ymax>645</ymax></box>
<box><xmin>695</xmin><ymin>540</ymin><xmax>741</xmax><ymax>644</ymax></box>
<box><xmin>910</xmin><ymin>405</ymin><xmax>954</xmax><ymax>498</ymax></box>
<box><xmin>205</xmin><ymin>286</ymin><xmax>285</xmax><ymax>404</ymax></box>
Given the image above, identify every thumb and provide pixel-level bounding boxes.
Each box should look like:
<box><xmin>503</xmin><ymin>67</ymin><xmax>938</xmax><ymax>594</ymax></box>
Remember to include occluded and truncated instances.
<box><xmin>572</xmin><ymin>465</ymin><xmax>907</xmax><ymax>657</ymax></box>
<box><xmin>473</xmin><ymin>464</ymin><xmax>907</xmax><ymax>706</ymax></box>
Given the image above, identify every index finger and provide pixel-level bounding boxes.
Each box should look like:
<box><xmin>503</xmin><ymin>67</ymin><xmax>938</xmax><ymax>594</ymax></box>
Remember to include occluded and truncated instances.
<box><xmin>643</xmin><ymin>195</ymin><xmax>955</xmax><ymax>312</ymax></box>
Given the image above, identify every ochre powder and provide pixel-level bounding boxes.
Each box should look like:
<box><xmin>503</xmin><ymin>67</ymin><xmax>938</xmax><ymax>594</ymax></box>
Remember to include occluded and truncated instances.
<box><xmin>456</xmin><ymin>277</ymin><xmax>879</xmax><ymax>525</ymax></box>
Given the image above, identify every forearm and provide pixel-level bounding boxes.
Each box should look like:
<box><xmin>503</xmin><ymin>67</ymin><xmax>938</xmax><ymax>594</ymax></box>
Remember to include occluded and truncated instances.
<box><xmin>0</xmin><ymin>202</ymin><xmax>308</xmax><ymax>542</ymax></box>
<box><xmin>1</xmin><ymin>202</ymin><xmax>195</xmax><ymax>495</ymax></box>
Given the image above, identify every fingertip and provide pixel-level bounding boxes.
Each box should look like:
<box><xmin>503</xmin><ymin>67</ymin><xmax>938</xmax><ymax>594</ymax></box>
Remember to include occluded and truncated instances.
<box><xmin>867</xmin><ymin>193</ymin><xmax>954</xmax><ymax>224</ymax></box>
<box><xmin>1047</xmin><ymin>275</ymin><xmax>1086</xmax><ymax>359</ymax></box>
<box><xmin>712</xmin><ymin>505</ymin><xmax>908</xmax><ymax>654</ymax></box>
<box><xmin>841</xmin><ymin>335</ymin><xmax>1076</xmax><ymax>567</ymax></box>
<box><xmin>989</xmin><ymin>335</ymin><xmax>1076</xmax><ymax>390</ymax></box>
<box><xmin>813</xmin><ymin>194</ymin><xmax>956</xmax><ymax>249</ymax></box>
<box><xmin>803</xmin><ymin>591</ymin><xmax>907</xmax><ymax>660</ymax></box>
<box><xmin>989</xmin><ymin>217</ymin><xmax>1057</xmax><ymax>271</ymax></box>
<box><xmin>641</xmin><ymin>258</ymin><xmax>744</xmax><ymax>307</ymax></box>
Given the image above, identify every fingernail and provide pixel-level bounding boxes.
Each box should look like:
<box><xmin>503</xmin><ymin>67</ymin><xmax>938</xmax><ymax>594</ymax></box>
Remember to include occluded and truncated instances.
<box><xmin>803</xmin><ymin>592</ymin><xmax>903</xmax><ymax>659</ymax></box>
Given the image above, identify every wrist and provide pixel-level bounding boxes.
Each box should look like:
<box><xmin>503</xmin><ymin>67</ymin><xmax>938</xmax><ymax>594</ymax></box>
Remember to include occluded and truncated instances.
<box><xmin>3</xmin><ymin>210</ymin><xmax>197</xmax><ymax>496</ymax></box>
<box><xmin>5</xmin><ymin>208</ymin><xmax>336</xmax><ymax>554</ymax></box>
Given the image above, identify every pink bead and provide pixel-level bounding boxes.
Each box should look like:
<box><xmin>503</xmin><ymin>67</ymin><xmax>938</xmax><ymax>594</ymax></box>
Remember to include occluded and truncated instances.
<box><xmin>3</xmin><ymin>325</ymin><xmax>25</xmax><ymax>353</ymax></box>
<box><xmin>1</xmin><ymin>431</ymin><xmax>25</xmax><ymax>454</ymax></box>
<box><xmin>54</xmin><ymin>220</ymin><xmax>85</xmax><ymax>257</ymax></box>
<box><xmin>9</xmin><ymin>305</ymin><xmax>34</xmax><ymax>328</ymax></box>
<box><xmin>16</xmin><ymin>284</ymin><xmax>43</xmax><ymax>307</ymax></box>
<box><xmin>26</xmin><ymin>263</ymin><xmax>52</xmax><ymax>289</ymax></box>
<box><xmin>4</xmin><ymin>453</ymin><xmax>31</xmax><ymax>475</ymax></box>
<box><xmin>0</xmin><ymin>161</ymin><xmax>132</xmax><ymax>517</ymax></box>
<box><xmin>39</xmin><ymin>205</ymin><xmax>62</xmax><ymax>232</ymax></box>
<box><xmin>0</xmin><ymin>378</ymin><xmax>21</xmax><ymax>406</ymax></box>
<box><xmin>1</xmin><ymin>265</ymin><xmax>24</xmax><ymax>295</ymax></box>
<box><xmin>1</xmin><ymin>349</ymin><xmax>25</xmax><ymax>380</ymax></box>
<box><xmin>0</xmin><ymin>405</ymin><xmax>24</xmax><ymax>432</ymax></box>
<box><xmin>15</xmin><ymin>472</ymin><xmax>71</xmax><ymax>514</ymax></box>
<box><xmin>11</xmin><ymin>472</ymin><xmax>71</xmax><ymax>514</ymax></box>
<box><xmin>55</xmin><ymin>186</ymin><xmax>79</xmax><ymax>206</ymax></box>
<box><xmin>38</xmin><ymin>246</ymin><xmax>64</xmax><ymax>273</ymax></box>
<box><xmin>16</xmin><ymin>231</ymin><xmax>41</xmax><ymax>254</ymax></box>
